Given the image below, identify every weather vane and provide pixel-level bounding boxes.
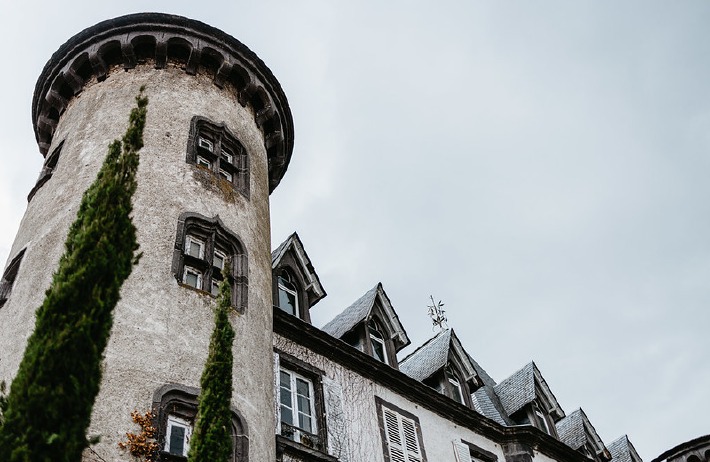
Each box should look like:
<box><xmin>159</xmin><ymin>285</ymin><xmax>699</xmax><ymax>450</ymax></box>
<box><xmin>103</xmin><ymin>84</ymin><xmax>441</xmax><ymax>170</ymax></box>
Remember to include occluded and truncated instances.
<box><xmin>427</xmin><ymin>295</ymin><xmax>448</xmax><ymax>331</ymax></box>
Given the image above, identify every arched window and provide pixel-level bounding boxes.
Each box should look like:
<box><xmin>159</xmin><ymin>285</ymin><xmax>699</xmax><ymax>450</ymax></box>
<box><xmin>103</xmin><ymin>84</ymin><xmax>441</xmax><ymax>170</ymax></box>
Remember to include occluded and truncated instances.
<box><xmin>276</xmin><ymin>271</ymin><xmax>299</xmax><ymax>317</ymax></box>
<box><xmin>152</xmin><ymin>384</ymin><xmax>248</xmax><ymax>462</ymax></box>
<box><xmin>172</xmin><ymin>213</ymin><xmax>248</xmax><ymax>312</ymax></box>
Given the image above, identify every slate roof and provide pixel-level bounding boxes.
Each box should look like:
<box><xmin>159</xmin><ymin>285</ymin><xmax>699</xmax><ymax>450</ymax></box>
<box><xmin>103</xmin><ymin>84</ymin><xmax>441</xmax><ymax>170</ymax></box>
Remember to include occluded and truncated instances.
<box><xmin>399</xmin><ymin>329</ymin><xmax>453</xmax><ymax>381</ymax></box>
<box><xmin>556</xmin><ymin>408</ymin><xmax>608</xmax><ymax>457</ymax></box>
<box><xmin>494</xmin><ymin>361</ymin><xmax>564</xmax><ymax>419</ymax></box>
<box><xmin>398</xmin><ymin>329</ymin><xmax>513</xmax><ymax>425</ymax></box>
<box><xmin>608</xmin><ymin>435</ymin><xmax>643</xmax><ymax>462</ymax></box>
<box><xmin>271</xmin><ymin>232</ymin><xmax>326</xmax><ymax>306</ymax></box>
<box><xmin>321</xmin><ymin>283</ymin><xmax>410</xmax><ymax>350</ymax></box>
<box><xmin>471</xmin><ymin>388</ymin><xmax>509</xmax><ymax>426</ymax></box>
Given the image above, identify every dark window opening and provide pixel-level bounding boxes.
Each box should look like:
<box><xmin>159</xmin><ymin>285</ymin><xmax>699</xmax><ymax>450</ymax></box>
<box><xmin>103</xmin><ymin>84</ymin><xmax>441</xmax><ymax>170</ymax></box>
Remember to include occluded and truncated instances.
<box><xmin>28</xmin><ymin>140</ymin><xmax>64</xmax><ymax>202</ymax></box>
<box><xmin>0</xmin><ymin>248</ymin><xmax>26</xmax><ymax>309</ymax></box>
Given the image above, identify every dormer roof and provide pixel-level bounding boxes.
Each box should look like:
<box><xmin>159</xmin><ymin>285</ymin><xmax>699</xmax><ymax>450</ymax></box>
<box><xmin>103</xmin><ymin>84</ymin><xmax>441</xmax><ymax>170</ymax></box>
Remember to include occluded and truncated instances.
<box><xmin>608</xmin><ymin>435</ymin><xmax>644</xmax><ymax>462</ymax></box>
<box><xmin>399</xmin><ymin>329</ymin><xmax>478</xmax><ymax>385</ymax></box>
<box><xmin>494</xmin><ymin>361</ymin><xmax>565</xmax><ymax>420</ymax></box>
<box><xmin>321</xmin><ymin>283</ymin><xmax>410</xmax><ymax>351</ymax></box>
<box><xmin>271</xmin><ymin>232</ymin><xmax>326</xmax><ymax>307</ymax></box>
<box><xmin>556</xmin><ymin>409</ymin><xmax>611</xmax><ymax>461</ymax></box>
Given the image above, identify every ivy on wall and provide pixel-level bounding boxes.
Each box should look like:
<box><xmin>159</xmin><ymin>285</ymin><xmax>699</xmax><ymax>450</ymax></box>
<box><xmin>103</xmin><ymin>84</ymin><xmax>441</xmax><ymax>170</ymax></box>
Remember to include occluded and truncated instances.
<box><xmin>188</xmin><ymin>264</ymin><xmax>236</xmax><ymax>462</ymax></box>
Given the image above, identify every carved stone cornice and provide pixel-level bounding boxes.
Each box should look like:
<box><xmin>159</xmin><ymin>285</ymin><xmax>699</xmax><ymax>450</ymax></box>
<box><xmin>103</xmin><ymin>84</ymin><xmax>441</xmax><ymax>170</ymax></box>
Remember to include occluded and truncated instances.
<box><xmin>32</xmin><ymin>13</ymin><xmax>294</xmax><ymax>193</ymax></box>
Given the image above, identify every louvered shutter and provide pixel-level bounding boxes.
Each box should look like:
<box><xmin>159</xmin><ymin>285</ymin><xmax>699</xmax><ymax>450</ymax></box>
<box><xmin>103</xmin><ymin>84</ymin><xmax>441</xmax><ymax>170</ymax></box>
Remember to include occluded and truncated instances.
<box><xmin>453</xmin><ymin>441</ymin><xmax>473</xmax><ymax>462</ymax></box>
<box><xmin>401</xmin><ymin>416</ymin><xmax>422</xmax><ymax>462</ymax></box>
<box><xmin>383</xmin><ymin>408</ymin><xmax>406</xmax><ymax>462</ymax></box>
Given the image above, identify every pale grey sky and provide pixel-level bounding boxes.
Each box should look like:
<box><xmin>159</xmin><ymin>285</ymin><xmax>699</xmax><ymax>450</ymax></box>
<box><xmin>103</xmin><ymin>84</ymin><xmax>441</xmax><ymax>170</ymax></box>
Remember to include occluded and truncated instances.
<box><xmin>1</xmin><ymin>2</ymin><xmax>709</xmax><ymax>459</ymax></box>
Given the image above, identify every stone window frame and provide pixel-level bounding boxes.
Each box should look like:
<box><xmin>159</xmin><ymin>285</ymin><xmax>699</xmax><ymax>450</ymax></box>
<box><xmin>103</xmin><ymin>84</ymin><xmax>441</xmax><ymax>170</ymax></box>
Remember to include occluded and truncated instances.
<box><xmin>274</xmin><ymin>350</ymin><xmax>328</xmax><ymax>455</ymax></box>
<box><xmin>186</xmin><ymin>116</ymin><xmax>249</xmax><ymax>199</ymax></box>
<box><xmin>375</xmin><ymin>396</ymin><xmax>428</xmax><ymax>462</ymax></box>
<box><xmin>172</xmin><ymin>212</ymin><xmax>248</xmax><ymax>313</ymax></box>
<box><xmin>0</xmin><ymin>248</ymin><xmax>26</xmax><ymax>309</ymax></box>
<box><xmin>28</xmin><ymin>140</ymin><xmax>64</xmax><ymax>202</ymax></box>
<box><xmin>152</xmin><ymin>383</ymin><xmax>248</xmax><ymax>462</ymax></box>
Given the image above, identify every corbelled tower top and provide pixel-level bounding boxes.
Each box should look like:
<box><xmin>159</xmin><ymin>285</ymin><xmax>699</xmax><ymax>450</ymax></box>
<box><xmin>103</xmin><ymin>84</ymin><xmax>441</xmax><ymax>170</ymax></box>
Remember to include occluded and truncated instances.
<box><xmin>32</xmin><ymin>12</ymin><xmax>294</xmax><ymax>192</ymax></box>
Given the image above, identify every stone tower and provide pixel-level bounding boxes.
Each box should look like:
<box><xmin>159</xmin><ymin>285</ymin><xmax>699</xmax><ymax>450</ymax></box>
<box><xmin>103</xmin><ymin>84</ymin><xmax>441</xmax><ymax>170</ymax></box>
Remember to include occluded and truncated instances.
<box><xmin>0</xmin><ymin>13</ymin><xmax>293</xmax><ymax>461</ymax></box>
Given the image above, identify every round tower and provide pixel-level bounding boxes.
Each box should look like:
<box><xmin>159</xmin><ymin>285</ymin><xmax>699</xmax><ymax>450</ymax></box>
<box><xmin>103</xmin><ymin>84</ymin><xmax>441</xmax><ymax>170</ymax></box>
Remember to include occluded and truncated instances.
<box><xmin>0</xmin><ymin>13</ymin><xmax>293</xmax><ymax>460</ymax></box>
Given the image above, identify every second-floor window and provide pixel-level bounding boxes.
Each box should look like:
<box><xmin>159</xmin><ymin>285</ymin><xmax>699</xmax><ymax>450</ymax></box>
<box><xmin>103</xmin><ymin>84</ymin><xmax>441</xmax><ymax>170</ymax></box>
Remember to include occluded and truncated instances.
<box><xmin>279</xmin><ymin>368</ymin><xmax>317</xmax><ymax>444</ymax></box>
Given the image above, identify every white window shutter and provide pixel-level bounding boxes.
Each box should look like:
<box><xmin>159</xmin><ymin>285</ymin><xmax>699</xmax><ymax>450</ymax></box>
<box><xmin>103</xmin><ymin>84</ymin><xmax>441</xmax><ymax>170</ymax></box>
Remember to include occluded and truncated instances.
<box><xmin>453</xmin><ymin>441</ymin><xmax>473</xmax><ymax>462</ymax></box>
<box><xmin>383</xmin><ymin>408</ymin><xmax>405</xmax><ymax>462</ymax></box>
<box><xmin>273</xmin><ymin>353</ymin><xmax>280</xmax><ymax>434</ymax></box>
<box><xmin>322</xmin><ymin>376</ymin><xmax>350</xmax><ymax>462</ymax></box>
<box><xmin>401</xmin><ymin>417</ymin><xmax>422</xmax><ymax>462</ymax></box>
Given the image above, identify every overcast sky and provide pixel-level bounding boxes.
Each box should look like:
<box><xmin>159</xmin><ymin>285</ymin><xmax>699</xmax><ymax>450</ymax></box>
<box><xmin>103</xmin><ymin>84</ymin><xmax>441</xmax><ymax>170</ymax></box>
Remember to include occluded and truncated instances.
<box><xmin>1</xmin><ymin>1</ymin><xmax>708</xmax><ymax>460</ymax></box>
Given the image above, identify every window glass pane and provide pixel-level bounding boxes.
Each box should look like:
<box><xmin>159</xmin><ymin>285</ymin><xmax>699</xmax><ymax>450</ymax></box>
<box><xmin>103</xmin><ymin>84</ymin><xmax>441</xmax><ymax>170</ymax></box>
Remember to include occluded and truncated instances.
<box><xmin>371</xmin><ymin>337</ymin><xmax>386</xmax><ymax>363</ymax></box>
<box><xmin>221</xmin><ymin>149</ymin><xmax>233</xmax><ymax>163</ymax></box>
<box><xmin>184</xmin><ymin>269</ymin><xmax>200</xmax><ymax>289</ymax></box>
<box><xmin>297</xmin><ymin>395</ymin><xmax>311</xmax><ymax>415</ymax></box>
<box><xmin>296</xmin><ymin>378</ymin><xmax>310</xmax><ymax>398</ymax></box>
<box><xmin>169</xmin><ymin>425</ymin><xmax>185</xmax><ymax>455</ymax></box>
<box><xmin>186</xmin><ymin>237</ymin><xmax>203</xmax><ymax>258</ymax></box>
<box><xmin>211</xmin><ymin>280</ymin><xmax>220</xmax><ymax>296</ymax></box>
<box><xmin>299</xmin><ymin>413</ymin><xmax>313</xmax><ymax>433</ymax></box>
<box><xmin>198</xmin><ymin>136</ymin><xmax>213</xmax><ymax>152</ymax></box>
<box><xmin>213</xmin><ymin>251</ymin><xmax>225</xmax><ymax>269</ymax></box>
<box><xmin>280</xmin><ymin>405</ymin><xmax>293</xmax><ymax>425</ymax></box>
<box><xmin>280</xmin><ymin>371</ymin><xmax>291</xmax><ymax>388</ymax></box>
<box><xmin>219</xmin><ymin>169</ymin><xmax>233</xmax><ymax>181</ymax></box>
<box><xmin>196</xmin><ymin>156</ymin><xmax>211</xmax><ymax>168</ymax></box>
<box><xmin>278</xmin><ymin>286</ymin><xmax>297</xmax><ymax>316</ymax></box>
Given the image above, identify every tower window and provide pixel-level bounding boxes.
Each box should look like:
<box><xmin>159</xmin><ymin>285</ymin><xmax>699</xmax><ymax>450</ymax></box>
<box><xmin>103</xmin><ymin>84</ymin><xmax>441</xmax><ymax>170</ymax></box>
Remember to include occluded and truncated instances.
<box><xmin>28</xmin><ymin>141</ymin><xmax>64</xmax><ymax>202</ymax></box>
<box><xmin>188</xmin><ymin>117</ymin><xmax>249</xmax><ymax>198</ymax></box>
<box><xmin>173</xmin><ymin>213</ymin><xmax>248</xmax><ymax>312</ymax></box>
<box><xmin>0</xmin><ymin>249</ymin><xmax>26</xmax><ymax>309</ymax></box>
<box><xmin>165</xmin><ymin>415</ymin><xmax>192</xmax><ymax>456</ymax></box>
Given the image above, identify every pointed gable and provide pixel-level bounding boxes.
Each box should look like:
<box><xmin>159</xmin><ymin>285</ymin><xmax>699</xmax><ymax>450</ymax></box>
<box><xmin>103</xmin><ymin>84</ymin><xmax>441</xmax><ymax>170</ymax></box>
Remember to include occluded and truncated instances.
<box><xmin>321</xmin><ymin>283</ymin><xmax>409</xmax><ymax>351</ymax></box>
<box><xmin>494</xmin><ymin>361</ymin><xmax>565</xmax><ymax>420</ymax></box>
<box><xmin>399</xmin><ymin>329</ymin><xmax>478</xmax><ymax>384</ymax></box>
<box><xmin>271</xmin><ymin>232</ymin><xmax>326</xmax><ymax>307</ymax></box>
<box><xmin>608</xmin><ymin>436</ymin><xmax>644</xmax><ymax>462</ymax></box>
<box><xmin>556</xmin><ymin>409</ymin><xmax>611</xmax><ymax>461</ymax></box>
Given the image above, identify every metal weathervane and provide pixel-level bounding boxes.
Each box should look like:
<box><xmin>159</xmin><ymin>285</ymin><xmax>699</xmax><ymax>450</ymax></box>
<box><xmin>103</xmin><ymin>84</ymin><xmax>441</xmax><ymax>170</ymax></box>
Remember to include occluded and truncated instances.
<box><xmin>427</xmin><ymin>295</ymin><xmax>448</xmax><ymax>331</ymax></box>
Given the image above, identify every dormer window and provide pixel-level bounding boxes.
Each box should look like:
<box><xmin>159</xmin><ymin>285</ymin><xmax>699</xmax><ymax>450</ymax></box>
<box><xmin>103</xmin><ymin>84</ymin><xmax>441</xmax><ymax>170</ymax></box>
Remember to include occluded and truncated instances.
<box><xmin>446</xmin><ymin>366</ymin><xmax>465</xmax><ymax>405</ymax></box>
<box><xmin>277</xmin><ymin>271</ymin><xmax>299</xmax><ymax>317</ymax></box>
<box><xmin>534</xmin><ymin>406</ymin><xmax>551</xmax><ymax>434</ymax></box>
<box><xmin>369</xmin><ymin>320</ymin><xmax>388</xmax><ymax>365</ymax></box>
